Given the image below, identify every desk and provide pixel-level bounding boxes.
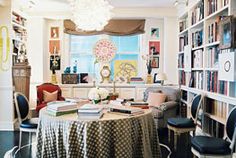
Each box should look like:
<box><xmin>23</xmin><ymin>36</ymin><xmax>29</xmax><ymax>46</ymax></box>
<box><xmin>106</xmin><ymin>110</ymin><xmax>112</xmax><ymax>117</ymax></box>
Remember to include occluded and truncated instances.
<box><xmin>36</xmin><ymin>108</ymin><xmax>161</xmax><ymax>158</ymax></box>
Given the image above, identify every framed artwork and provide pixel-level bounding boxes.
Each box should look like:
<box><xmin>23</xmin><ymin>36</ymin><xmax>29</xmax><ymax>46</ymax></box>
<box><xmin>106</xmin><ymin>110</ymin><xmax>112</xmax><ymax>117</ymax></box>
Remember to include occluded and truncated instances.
<box><xmin>50</xmin><ymin>55</ymin><xmax>61</xmax><ymax>70</ymax></box>
<box><xmin>219</xmin><ymin>16</ymin><xmax>236</xmax><ymax>49</ymax></box>
<box><xmin>149</xmin><ymin>41</ymin><xmax>160</xmax><ymax>55</ymax></box>
<box><xmin>150</xmin><ymin>57</ymin><xmax>159</xmax><ymax>68</ymax></box>
<box><xmin>153</xmin><ymin>73</ymin><xmax>161</xmax><ymax>84</ymax></box>
<box><xmin>49</xmin><ymin>40</ymin><xmax>60</xmax><ymax>54</ymax></box>
<box><xmin>50</xmin><ymin>27</ymin><xmax>59</xmax><ymax>39</ymax></box>
<box><xmin>114</xmin><ymin>60</ymin><xmax>137</xmax><ymax>83</ymax></box>
<box><xmin>219</xmin><ymin>52</ymin><xmax>236</xmax><ymax>81</ymax></box>
<box><xmin>150</xmin><ymin>28</ymin><xmax>160</xmax><ymax>39</ymax></box>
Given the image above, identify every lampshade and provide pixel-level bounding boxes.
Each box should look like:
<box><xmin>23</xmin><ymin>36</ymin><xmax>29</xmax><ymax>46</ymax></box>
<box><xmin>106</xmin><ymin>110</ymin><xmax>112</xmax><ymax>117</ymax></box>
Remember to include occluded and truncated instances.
<box><xmin>156</xmin><ymin>73</ymin><xmax>167</xmax><ymax>81</ymax></box>
<box><xmin>68</xmin><ymin>0</ymin><xmax>113</xmax><ymax>31</ymax></box>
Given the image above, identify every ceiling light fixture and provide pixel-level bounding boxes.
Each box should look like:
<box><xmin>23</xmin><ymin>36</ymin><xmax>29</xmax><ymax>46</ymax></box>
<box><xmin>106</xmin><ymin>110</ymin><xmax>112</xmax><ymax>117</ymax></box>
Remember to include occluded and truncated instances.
<box><xmin>68</xmin><ymin>0</ymin><xmax>113</xmax><ymax>31</ymax></box>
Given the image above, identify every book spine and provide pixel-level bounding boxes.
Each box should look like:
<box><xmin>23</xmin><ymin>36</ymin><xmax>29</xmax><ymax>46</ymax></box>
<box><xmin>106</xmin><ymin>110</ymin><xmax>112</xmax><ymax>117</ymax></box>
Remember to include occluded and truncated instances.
<box><xmin>110</xmin><ymin>108</ymin><xmax>132</xmax><ymax>114</ymax></box>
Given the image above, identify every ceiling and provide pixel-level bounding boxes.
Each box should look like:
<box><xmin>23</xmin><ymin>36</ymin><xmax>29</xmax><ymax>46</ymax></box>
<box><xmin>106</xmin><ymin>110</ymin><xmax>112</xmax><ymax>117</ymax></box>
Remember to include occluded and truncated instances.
<box><xmin>30</xmin><ymin>0</ymin><xmax>176</xmax><ymax>12</ymax></box>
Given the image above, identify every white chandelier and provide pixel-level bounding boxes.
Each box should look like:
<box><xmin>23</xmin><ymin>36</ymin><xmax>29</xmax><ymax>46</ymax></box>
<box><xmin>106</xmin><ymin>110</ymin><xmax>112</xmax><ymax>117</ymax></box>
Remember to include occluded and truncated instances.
<box><xmin>69</xmin><ymin>0</ymin><xmax>113</xmax><ymax>31</ymax></box>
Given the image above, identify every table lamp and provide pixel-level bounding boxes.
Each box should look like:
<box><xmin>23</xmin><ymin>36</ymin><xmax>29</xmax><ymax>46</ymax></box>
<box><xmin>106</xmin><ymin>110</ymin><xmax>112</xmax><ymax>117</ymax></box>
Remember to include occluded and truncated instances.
<box><xmin>156</xmin><ymin>73</ymin><xmax>167</xmax><ymax>85</ymax></box>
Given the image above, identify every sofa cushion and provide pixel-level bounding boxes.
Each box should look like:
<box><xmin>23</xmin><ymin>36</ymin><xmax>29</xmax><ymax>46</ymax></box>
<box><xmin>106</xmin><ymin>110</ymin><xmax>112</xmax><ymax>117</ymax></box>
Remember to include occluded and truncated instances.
<box><xmin>150</xmin><ymin>107</ymin><xmax>164</xmax><ymax>119</ymax></box>
<box><xmin>191</xmin><ymin>136</ymin><xmax>231</xmax><ymax>155</ymax></box>
<box><xmin>147</xmin><ymin>92</ymin><xmax>166</xmax><ymax>107</ymax></box>
<box><xmin>43</xmin><ymin>90</ymin><xmax>58</xmax><ymax>102</ymax></box>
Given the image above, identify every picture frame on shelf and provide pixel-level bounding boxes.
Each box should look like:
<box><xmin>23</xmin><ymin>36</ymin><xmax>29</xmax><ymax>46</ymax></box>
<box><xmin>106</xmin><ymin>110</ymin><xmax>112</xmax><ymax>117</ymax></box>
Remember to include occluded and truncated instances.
<box><xmin>219</xmin><ymin>16</ymin><xmax>236</xmax><ymax>50</ymax></box>
<box><xmin>153</xmin><ymin>73</ymin><xmax>161</xmax><ymax>84</ymax></box>
<box><xmin>219</xmin><ymin>51</ymin><xmax>236</xmax><ymax>81</ymax></box>
<box><xmin>50</xmin><ymin>27</ymin><xmax>59</xmax><ymax>39</ymax></box>
<box><xmin>50</xmin><ymin>55</ymin><xmax>61</xmax><ymax>70</ymax></box>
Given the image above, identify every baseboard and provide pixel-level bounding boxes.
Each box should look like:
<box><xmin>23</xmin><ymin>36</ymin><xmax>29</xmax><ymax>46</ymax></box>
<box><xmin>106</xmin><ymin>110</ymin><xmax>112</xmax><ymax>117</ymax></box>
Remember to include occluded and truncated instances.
<box><xmin>0</xmin><ymin>119</ymin><xmax>17</xmax><ymax>131</ymax></box>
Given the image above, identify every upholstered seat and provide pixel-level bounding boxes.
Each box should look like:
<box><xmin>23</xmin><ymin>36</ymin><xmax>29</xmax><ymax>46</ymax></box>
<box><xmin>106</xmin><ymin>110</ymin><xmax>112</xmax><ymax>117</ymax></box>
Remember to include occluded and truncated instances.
<box><xmin>191</xmin><ymin>136</ymin><xmax>231</xmax><ymax>155</ymax></box>
<box><xmin>36</xmin><ymin>83</ymin><xmax>65</xmax><ymax>112</ymax></box>
<box><xmin>167</xmin><ymin>118</ymin><xmax>195</xmax><ymax>128</ymax></box>
<box><xmin>20</xmin><ymin>118</ymin><xmax>38</xmax><ymax>129</ymax></box>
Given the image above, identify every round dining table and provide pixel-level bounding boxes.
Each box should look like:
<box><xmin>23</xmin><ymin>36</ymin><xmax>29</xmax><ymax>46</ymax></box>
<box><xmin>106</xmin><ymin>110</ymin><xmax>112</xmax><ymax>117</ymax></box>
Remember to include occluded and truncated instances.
<box><xmin>36</xmin><ymin>107</ymin><xmax>162</xmax><ymax>158</ymax></box>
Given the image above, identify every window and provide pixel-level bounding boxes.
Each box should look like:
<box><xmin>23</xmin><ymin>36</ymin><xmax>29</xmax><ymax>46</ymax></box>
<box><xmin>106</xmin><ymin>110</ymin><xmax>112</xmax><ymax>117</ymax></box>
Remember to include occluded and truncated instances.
<box><xmin>69</xmin><ymin>34</ymin><xmax>140</xmax><ymax>79</ymax></box>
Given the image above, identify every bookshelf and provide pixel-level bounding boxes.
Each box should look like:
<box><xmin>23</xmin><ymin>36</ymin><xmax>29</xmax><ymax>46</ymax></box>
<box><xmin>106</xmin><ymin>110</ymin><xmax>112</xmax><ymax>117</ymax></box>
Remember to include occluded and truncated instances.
<box><xmin>177</xmin><ymin>0</ymin><xmax>236</xmax><ymax>137</ymax></box>
<box><xmin>11</xmin><ymin>11</ymin><xmax>28</xmax><ymax>65</ymax></box>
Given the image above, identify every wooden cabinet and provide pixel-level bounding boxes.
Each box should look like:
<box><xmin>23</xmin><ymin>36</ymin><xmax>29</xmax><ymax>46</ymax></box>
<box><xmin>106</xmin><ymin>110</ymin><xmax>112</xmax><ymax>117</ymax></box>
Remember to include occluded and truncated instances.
<box><xmin>12</xmin><ymin>64</ymin><xmax>31</xmax><ymax>99</ymax></box>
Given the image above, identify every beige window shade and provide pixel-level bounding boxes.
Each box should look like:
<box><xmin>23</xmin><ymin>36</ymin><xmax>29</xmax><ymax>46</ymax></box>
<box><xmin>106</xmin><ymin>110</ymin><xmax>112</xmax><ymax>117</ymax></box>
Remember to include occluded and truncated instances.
<box><xmin>64</xmin><ymin>19</ymin><xmax>145</xmax><ymax>36</ymax></box>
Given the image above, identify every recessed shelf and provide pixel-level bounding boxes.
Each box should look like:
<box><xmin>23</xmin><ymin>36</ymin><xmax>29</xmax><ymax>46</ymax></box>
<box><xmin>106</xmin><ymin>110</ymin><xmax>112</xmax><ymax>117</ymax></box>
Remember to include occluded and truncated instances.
<box><xmin>205</xmin><ymin>5</ymin><xmax>229</xmax><ymax>21</ymax></box>
<box><xmin>204</xmin><ymin>113</ymin><xmax>226</xmax><ymax>125</ymax></box>
<box><xmin>192</xmin><ymin>45</ymin><xmax>204</xmax><ymax>51</ymax></box>
<box><xmin>189</xmin><ymin>19</ymin><xmax>204</xmax><ymax>30</ymax></box>
<box><xmin>205</xmin><ymin>41</ymin><xmax>220</xmax><ymax>47</ymax></box>
<box><xmin>12</xmin><ymin>22</ymin><xmax>27</xmax><ymax>30</ymax></box>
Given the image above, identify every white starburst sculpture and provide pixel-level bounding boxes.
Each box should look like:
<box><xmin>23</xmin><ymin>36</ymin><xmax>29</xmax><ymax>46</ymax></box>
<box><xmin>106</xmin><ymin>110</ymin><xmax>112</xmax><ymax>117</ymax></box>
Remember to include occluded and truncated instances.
<box><xmin>68</xmin><ymin>0</ymin><xmax>113</xmax><ymax>31</ymax></box>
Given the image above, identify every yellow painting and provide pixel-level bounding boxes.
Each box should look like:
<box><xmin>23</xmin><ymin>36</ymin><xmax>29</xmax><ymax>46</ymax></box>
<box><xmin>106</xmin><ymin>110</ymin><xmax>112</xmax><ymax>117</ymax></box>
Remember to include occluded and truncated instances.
<box><xmin>114</xmin><ymin>60</ymin><xmax>137</xmax><ymax>82</ymax></box>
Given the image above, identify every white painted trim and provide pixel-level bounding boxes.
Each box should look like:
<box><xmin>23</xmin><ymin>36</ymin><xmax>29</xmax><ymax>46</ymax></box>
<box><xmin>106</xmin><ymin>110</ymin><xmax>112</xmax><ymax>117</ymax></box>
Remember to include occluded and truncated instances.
<box><xmin>0</xmin><ymin>120</ymin><xmax>16</xmax><ymax>131</ymax></box>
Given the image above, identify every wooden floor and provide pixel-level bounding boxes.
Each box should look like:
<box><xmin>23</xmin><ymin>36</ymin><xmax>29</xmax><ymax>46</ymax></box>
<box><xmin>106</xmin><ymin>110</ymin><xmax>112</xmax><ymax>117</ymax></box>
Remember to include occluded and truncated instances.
<box><xmin>0</xmin><ymin>128</ymin><xmax>193</xmax><ymax>158</ymax></box>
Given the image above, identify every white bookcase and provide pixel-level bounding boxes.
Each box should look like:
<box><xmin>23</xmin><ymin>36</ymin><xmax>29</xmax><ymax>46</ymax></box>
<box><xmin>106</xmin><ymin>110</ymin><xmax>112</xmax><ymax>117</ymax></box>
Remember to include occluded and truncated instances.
<box><xmin>177</xmin><ymin>0</ymin><xmax>236</xmax><ymax>137</ymax></box>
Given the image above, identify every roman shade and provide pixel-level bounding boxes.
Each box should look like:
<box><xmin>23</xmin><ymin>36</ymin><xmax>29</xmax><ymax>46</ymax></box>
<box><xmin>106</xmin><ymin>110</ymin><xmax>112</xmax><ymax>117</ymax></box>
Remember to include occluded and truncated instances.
<box><xmin>64</xmin><ymin>19</ymin><xmax>145</xmax><ymax>36</ymax></box>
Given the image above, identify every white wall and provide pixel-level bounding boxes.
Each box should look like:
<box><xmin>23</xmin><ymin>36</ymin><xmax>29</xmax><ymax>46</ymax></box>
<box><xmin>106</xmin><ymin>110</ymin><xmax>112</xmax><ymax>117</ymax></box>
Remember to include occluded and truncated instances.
<box><xmin>0</xmin><ymin>3</ymin><xmax>15</xmax><ymax>130</ymax></box>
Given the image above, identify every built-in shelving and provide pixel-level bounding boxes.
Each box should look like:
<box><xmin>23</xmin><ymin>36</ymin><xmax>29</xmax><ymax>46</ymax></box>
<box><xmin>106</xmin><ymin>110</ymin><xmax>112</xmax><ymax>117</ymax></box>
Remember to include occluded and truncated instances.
<box><xmin>177</xmin><ymin>0</ymin><xmax>236</xmax><ymax>138</ymax></box>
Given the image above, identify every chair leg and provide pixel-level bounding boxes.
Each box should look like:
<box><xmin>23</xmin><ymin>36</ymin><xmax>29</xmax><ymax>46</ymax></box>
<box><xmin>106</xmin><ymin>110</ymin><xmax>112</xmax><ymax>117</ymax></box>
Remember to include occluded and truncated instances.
<box><xmin>19</xmin><ymin>131</ymin><xmax>22</xmax><ymax>149</ymax></box>
<box><xmin>29</xmin><ymin>132</ymin><xmax>32</xmax><ymax>144</ymax></box>
<box><xmin>168</xmin><ymin>128</ymin><xmax>171</xmax><ymax>143</ymax></box>
<box><xmin>174</xmin><ymin>132</ymin><xmax>178</xmax><ymax>151</ymax></box>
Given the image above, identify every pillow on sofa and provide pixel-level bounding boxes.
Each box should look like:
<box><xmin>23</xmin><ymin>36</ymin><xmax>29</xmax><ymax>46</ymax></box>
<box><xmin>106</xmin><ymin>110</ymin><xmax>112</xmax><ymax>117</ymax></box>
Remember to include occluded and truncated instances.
<box><xmin>147</xmin><ymin>92</ymin><xmax>166</xmax><ymax>107</ymax></box>
<box><xmin>43</xmin><ymin>90</ymin><xmax>58</xmax><ymax>102</ymax></box>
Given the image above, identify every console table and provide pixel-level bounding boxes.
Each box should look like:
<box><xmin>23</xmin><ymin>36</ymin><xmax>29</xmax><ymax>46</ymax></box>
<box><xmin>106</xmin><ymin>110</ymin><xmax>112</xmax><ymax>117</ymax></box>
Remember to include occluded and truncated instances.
<box><xmin>36</xmin><ymin>108</ymin><xmax>161</xmax><ymax>158</ymax></box>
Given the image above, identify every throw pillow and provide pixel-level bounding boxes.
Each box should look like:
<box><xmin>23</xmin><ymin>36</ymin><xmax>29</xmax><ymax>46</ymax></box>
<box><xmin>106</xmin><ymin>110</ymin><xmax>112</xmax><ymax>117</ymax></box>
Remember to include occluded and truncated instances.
<box><xmin>147</xmin><ymin>92</ymin><xmax>166</xmax><ymax>107</ymax></box>
<box><xmin>43</xmin><ymin>90</ymin><xmax>58</xmax><ymax>102</ymax></box>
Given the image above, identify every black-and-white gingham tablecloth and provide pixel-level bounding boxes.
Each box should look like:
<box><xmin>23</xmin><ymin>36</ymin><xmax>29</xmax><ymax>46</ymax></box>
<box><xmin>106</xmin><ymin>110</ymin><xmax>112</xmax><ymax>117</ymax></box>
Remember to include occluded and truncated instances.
<box><xmin>36</xmin><ymin>108</ymin><xmax>161</xmax><ymax>158</ymax></box>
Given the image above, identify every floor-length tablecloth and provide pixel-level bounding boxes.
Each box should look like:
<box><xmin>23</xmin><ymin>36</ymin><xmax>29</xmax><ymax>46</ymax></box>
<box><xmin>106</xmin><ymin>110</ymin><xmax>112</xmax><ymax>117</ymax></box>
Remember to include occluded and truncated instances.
<box><xmin>36</xmin><ymin>108</ymin><xmax>161</xmax><ymax>158</ymax></box>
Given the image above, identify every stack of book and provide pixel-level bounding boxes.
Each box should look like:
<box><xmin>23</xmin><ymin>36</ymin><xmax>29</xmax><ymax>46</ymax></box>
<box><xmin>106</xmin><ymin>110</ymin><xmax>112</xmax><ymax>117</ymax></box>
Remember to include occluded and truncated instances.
<box><xmin>109</xmin><ymin>98</ymin><xmax>134</xmax><ymax>106</ymax></box>
<box><xmin>47</xmin><ymin>101</ymin><xmax>78</xmax><ymax>116</ymax></box>
<box><xmin>109</xmin><ymin>106</ymin><xmax>144</xmax><ymax>116</ymax></box>
<box><xmin>77</xmin><ymin>104</ymin><xmax>104</xmax><ymax>120</ymax></box>
<box><xmin>126</xmin><ymin>101</ymin><xmax>149</xmax><ymax>109</ymax></box>
<box><xmin>129</xmin><ymin>77</ymin><xmax>145</xmax><ymax>84</ymax></box>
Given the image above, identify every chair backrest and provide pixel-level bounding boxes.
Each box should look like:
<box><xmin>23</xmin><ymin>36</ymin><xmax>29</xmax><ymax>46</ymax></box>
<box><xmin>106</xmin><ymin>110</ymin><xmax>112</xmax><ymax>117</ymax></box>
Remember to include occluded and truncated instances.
<box><xmin>226</xmin><ymin>107</ymin><xmax>236</xmax><ymax>141</ymax></box>
<box><xmin>14</xmin><ymin>92</ymin><xmax>29</xmax><ymax>123</ymax></box>
<box><xmin>190</xmin><ymin>94</ymin><xmax>203</xmax><ymax>123</ymax></box>
<box><xmin>37</xmin><ymin>83</ymin><xmax>62</xmax><ymax>105</ymax></box>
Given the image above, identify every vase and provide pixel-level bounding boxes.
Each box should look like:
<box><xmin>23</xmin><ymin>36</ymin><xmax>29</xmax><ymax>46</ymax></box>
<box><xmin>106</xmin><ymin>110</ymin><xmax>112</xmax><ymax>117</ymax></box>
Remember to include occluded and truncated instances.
<box><xmin>146</xmin><ymin>74</ymin><xmax>153</xmax><ymax>84</ymax></box>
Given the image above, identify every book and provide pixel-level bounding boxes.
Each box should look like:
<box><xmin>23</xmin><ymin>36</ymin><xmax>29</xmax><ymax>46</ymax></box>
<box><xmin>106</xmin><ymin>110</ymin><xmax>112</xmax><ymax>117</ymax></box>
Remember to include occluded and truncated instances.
<box><xmin>77</xmin><ymin>111</ymin><xmax>104</xmax><ymax>120</ymax></box>
<box><xmin>109</xmin><ymin>106</ymin><xmax>144</xmax><ymax>115</ymax></box>
<box><xmin>47</xmin><ymin>101</ymin><xmax>78</xmax><ymax>112</ymax></box>
<box><xmin>47</xmin><ymin>108</ymin><xmax>77</xmax><ymax>116</ymax></box>
<box><xmin>126</xmin><ymin>101</ymin><xmax>148</xmax><ymax>106</ymax></box>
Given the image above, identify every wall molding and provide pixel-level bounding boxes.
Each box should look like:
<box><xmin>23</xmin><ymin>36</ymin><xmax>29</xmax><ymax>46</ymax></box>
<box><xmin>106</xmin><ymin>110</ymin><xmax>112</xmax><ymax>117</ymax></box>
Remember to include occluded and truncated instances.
<box><xmin>0</xmin><ymin>120</ymin><xmax>16</xmax><ymax>131</ymax></box>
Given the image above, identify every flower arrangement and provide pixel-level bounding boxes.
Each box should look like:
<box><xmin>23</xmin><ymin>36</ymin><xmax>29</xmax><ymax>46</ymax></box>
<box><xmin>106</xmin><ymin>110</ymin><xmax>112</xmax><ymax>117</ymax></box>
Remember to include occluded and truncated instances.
<box><xmin>93</xmin><ymin>39</ymin><xmax>116</xmax><ymax>63</ymax></box>
<box><xmin>142</xmin><ymin>55</ymin><xmax>152</xmax><ymax>74</ymax></box>
<box><xmin>88</xmin><ymin>87</ymin><xmax>109</xmax><ymax>104</ymax></box>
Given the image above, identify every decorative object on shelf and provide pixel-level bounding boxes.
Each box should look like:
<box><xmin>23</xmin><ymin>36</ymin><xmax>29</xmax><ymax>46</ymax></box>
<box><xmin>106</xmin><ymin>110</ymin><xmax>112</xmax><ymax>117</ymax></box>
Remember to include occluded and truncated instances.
<box><xmin>114</xmin><ymin>60</ymin><xmax>137</xmax><ymax>83</ymax></box>
<box><xmin>142</xmin><ymin>54</ymin><xmax>153</xmax><ymax>84</ymax></box>
<box><xmin>50</xmin><ymin>27</ymin><xmax>59</xmax><ymax>39</ymax></box>
<box><xmin>93</xmin><ymin>39</ymin><xmax>116</xmax><ymax>63</ymax></box>
<box><xmin>0</xmin><ymin>26</ymin><xmax>10</xmax><ymax>71</ymax></box>
<box><xmin>50</xmin><ymin>55</ymin><xmax>61</xmax><ymax>71</ymax></box>
<box><xmin>73</xmin><ymin>60</ymin><xmax>77</xmax><ymax>73</ymax></box>
<box><xmin>61</xmin><ymin>74</ymin><xmax>78</xmax><ymax>84</ymax></box>
<box><xmin>49</xmin><ymin>40</ymin><xmax>60</xmax><ymax>54</ymax></box>
<box><xmin>219</xmin><ymin>16</ymin><xmax>236</xmax><ymax>50</ymax></box>
<box><xmin>100</xmin><ymin>65</ymin><xmax>111</xmax><ymax>83</ymax></box>
<box><xmin>150</xmin><ymin>28</ymin><xmax>160</xmax><ymax>39</ymax></box>
<box><xmin>219</xmin><ymin>51</ymin><xmax>236</xmax><ymax>81</ymax></box>
<box><xmin>153</xmin><ymin>73</ymin><xmax>161</xmax><ymax>84</ymax></box>
<box><xmin>79</xmin><ymin>73</ymin><xmax>89</xmax><ymax>83</ymax></box>
<box><xmin>184</xmin><ymin>45</ymin><xmax>191</xmax><ymax>72</ymax></box>
<box><xmin>155</xmin><ymin>72</ymin><xmax>167</xmax><ymax>85</ymax></box>
<box><xmin>51</xmin><ymin>64</ymin><xmax>57</xmax><ymax>84</ymax></box>
<box><xmin>88</xmin><ymin>87</ymin><xmax>109</xmax><ymax>104</ymax></box>
<box><xmin>17</xmin><ymin>44</ymin><xmax>28</xmax><ymax>64</ymax></box>
<box><xmin>64</xmin><ymin>67</ymin><xmax>71</xmax><ymax>74</ymax></box>
<box><xmin>149</xmin><ymin>41</ymin><xmax>160</xmax><ymax>55</ymax></box>
<box><xmin>68</xmin><ymin>0</ymin><xmax>113</xmax><ymax>31</ymax></box>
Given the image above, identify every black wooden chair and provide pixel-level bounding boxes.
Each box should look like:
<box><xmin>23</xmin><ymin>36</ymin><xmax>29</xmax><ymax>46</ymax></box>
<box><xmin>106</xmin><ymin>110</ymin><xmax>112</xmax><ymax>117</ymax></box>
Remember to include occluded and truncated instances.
<box><xmin>14</xmin><ymin>92</ymin><xmax>38</xmax><ymax>149</ymax></box>
<box><xmin>167</xmin><ymin>94</ymin><xmax>203</xmax><ymax>150</ymax></box>
<box><xmin>191</xmin><ymin>106</ymin><xmax>236</xmax><ymax>158</ymax></box>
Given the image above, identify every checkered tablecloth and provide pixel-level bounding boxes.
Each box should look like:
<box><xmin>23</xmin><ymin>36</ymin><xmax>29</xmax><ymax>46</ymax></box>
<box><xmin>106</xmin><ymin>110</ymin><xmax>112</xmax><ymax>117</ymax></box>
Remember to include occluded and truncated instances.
<box><xmin>36</xmin><ymin>108</ymin><xmax>161</xmax><ymax>158</ymax></box>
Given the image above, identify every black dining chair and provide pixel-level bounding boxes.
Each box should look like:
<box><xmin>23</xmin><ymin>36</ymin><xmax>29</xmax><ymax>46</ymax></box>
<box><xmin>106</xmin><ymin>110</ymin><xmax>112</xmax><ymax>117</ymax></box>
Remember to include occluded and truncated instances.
<box><xmin>14</xmin><ymin>92</ymin><xmax>38</xmax><ymax>149</ymax></box>
<box><xmin>167</xmin><ymin>94</ymin><xmax>203</xmax><ymax>150</ymax></box>
<box><xmin>191</xmin><ymin>106</ymin><xmax>236</xmax><ymax>158</ymax></box>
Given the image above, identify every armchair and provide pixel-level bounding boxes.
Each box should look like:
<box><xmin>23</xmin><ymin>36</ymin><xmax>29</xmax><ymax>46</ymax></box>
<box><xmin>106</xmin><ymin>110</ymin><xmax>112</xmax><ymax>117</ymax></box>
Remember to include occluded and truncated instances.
<box><xmin>143</xmin><ymin>86</ymin><xmax>180</xmax><ymax>129</ymax></box>
<box><xmin>36</xmin><ymin>83</ymin><xmax>65</xmax><ymax>112</ymax></box>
